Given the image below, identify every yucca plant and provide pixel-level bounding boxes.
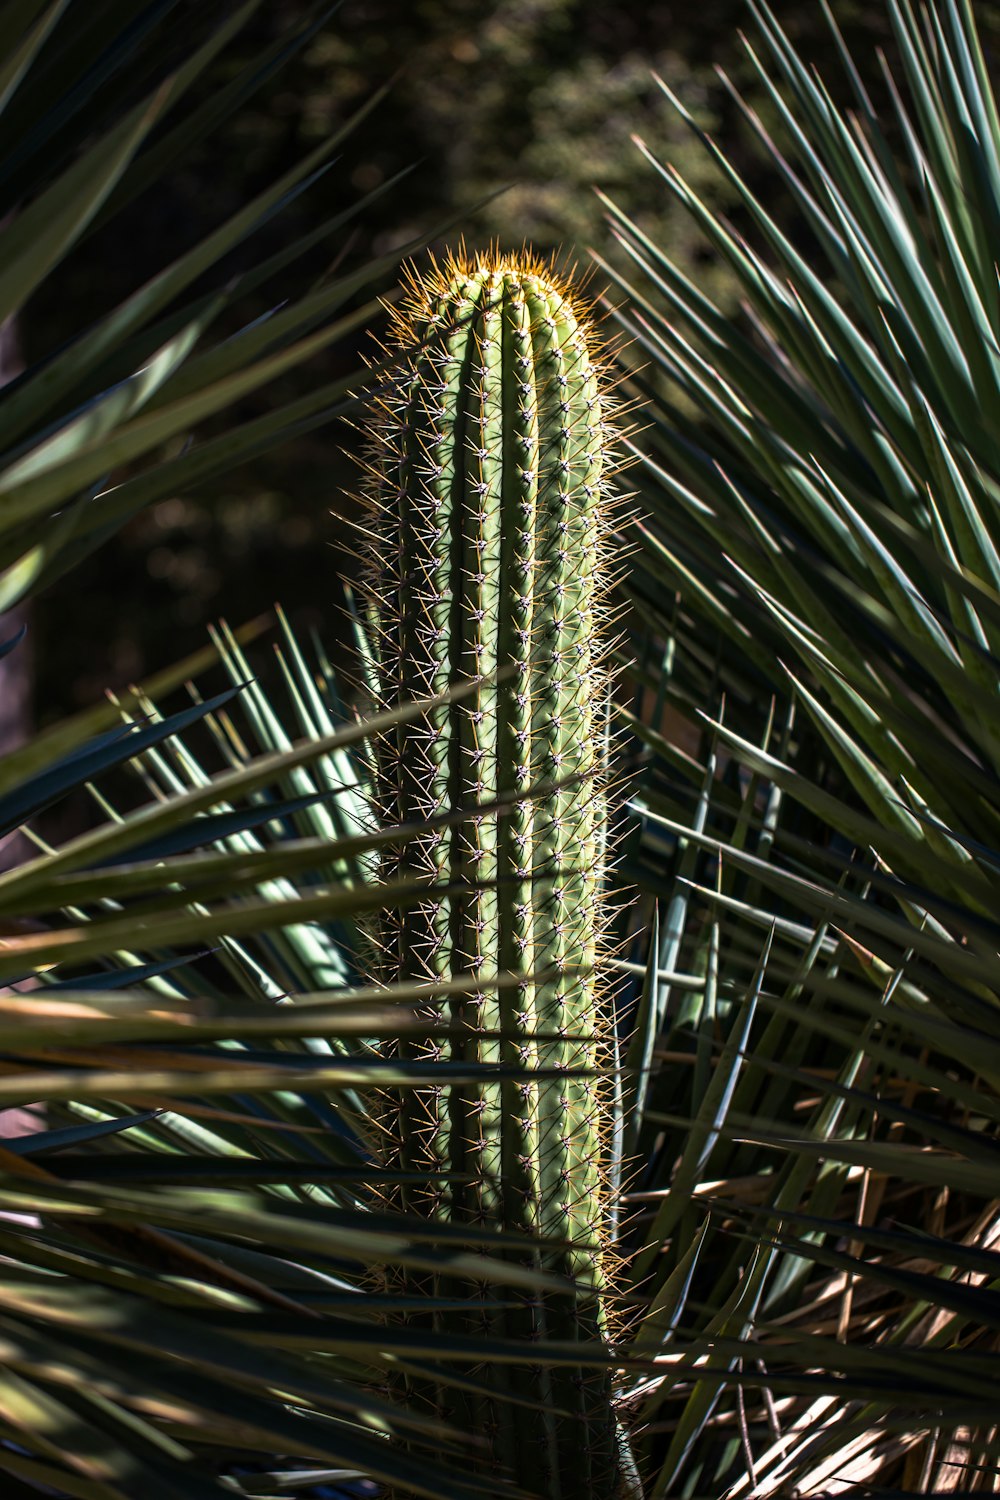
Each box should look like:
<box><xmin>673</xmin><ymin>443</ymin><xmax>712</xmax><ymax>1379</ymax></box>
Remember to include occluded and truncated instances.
<box><xmin>590</xmin><ymin>0</ymin><xmax>1000</xmax><ymax>1491</ymax></box>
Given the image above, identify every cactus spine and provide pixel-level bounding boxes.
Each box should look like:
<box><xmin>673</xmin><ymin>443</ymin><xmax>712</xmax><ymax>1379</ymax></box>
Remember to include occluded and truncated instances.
<box><xmin>362</xmin><ymin>250</ymin><xmax>625</xmax><ymax>1498</ymax></box>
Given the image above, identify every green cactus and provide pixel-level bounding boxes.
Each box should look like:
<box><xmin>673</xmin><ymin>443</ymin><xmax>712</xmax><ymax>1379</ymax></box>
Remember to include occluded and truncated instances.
<box><xmin>361</xmin><ymin>249</ymin><xmax>628</xmax><ymax>1497</ymax></box>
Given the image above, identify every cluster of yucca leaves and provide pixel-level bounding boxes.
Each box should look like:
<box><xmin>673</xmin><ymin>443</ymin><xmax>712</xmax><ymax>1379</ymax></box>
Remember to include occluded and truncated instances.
<box><xmin>0</xmin><ymin>4</ymin><xmax>518</xmax><ymax>1498</ymax></box>
<box><xmin>4</xmin><ymin>0</ymin><xmax>1000</xmax><ymax>1497</ymax></box>
<box><xmin>600</xmin><ymin>0</ymin><xmax>1000</xmax><ymax>1490</ymax></box>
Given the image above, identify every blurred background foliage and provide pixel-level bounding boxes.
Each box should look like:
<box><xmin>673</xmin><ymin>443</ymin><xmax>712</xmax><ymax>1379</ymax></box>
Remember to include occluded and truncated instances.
<box><xmin>25</xmin><ymin>0</ymin><xmax>1000</xmax><ymax>722</ymax></box>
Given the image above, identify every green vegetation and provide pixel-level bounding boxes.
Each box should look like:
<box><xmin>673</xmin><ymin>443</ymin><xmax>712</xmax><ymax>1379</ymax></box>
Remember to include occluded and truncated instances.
<box><xmin>0</xmin><ymin>0</ymin><xmax>998</xmax><ymax>1497</ymax></box>
<box><xmin>603</xmin><ymin>0</ymin><xmax>1000</xmax><ymax>1488</ymax></box>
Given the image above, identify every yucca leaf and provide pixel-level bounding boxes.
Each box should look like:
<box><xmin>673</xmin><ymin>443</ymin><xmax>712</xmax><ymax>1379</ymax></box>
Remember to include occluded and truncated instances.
<box><xmin>0</xmin><ymin>90</ymin><xmax>161</xmax><ymax>329</ymax></box>
<box><xmin>0</xmin><ymin>685</ymin><xmax>244</xmax><ymax>839</ymax></box>
<box><xmin>0</xmin><ymin>0</ymin><xmax>71</xmax><ymax>120</ymax></box>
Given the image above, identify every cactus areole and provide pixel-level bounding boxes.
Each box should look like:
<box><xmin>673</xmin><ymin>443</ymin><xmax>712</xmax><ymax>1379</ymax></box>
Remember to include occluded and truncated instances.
<box><xmin>363</xmin><ymin>251</ymin><xmax>627</xmax><ymax>1497</ymax></box>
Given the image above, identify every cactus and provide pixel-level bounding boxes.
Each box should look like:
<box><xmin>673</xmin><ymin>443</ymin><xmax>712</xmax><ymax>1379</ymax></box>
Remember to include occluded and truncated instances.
<box><xmin>360</xmin><ymin>249</ymin><xmax>627</xmax><ymax>1498</ymax></box>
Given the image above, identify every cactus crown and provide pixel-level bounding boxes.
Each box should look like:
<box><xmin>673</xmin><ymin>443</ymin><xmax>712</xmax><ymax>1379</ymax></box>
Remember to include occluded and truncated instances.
<box><xmin>358</xmin><ymin>248</ymin><xmax>629</xmax><ymax>1497</ymax></box>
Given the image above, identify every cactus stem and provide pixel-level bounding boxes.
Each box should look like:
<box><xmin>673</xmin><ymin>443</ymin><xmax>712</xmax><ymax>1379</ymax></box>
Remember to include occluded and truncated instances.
<box><xmin>358</xmin><ymin>246</ymin><xmax>633</xmax><ymax>1498</ymax></box>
